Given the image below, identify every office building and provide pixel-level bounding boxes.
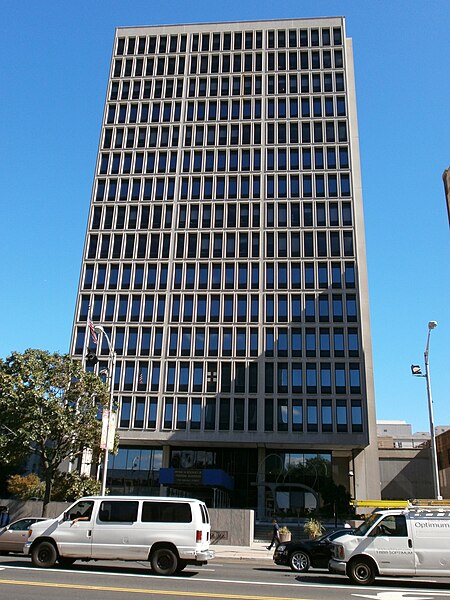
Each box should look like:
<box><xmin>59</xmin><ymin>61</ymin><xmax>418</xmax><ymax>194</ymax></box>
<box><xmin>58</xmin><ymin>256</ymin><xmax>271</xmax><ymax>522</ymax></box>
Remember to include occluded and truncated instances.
<box><xmin>71</xmin><ymin>17</ymin><xmax>380</xmax><ymax>516</ymax></box>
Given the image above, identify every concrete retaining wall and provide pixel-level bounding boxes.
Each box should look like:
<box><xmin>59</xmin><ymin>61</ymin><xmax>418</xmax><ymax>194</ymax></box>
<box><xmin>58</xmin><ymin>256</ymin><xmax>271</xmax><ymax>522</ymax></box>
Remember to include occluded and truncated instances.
<box><xmin>208</xmin><ymin>508</ymin><xmax>254</xmax><ymax>545</ymax></box>
<box><xmin>0</xmin><ymin>499</ymin><xmax>69</xmax><ymax>520</ymax></box>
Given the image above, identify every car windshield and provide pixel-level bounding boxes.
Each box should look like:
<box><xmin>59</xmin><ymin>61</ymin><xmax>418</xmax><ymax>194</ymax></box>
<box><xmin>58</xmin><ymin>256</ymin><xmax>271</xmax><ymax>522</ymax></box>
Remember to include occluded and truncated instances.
<box><xmin>353</xmin><ymin>514</ymin><xmax>380</xmax><ymax>536</ymax></box>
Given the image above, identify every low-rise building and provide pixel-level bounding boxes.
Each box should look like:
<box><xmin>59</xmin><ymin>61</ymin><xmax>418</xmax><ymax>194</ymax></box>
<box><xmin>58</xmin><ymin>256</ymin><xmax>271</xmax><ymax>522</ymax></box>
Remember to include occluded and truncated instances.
<box><xmin>437</xmin><ymin>428</ymin><xmax>450</xmax><ymax>498</ymax></box>
<box><xmin>377</xmin><ymin>420</ymin><xmax>450</xmax><ymax>500</ymax></box>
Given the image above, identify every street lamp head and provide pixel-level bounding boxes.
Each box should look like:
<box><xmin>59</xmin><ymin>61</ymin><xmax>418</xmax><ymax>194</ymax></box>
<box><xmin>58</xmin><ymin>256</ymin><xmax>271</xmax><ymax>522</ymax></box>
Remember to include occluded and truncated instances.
<box><xmin>411</xmin><ymin>364</ymin><xmax>422</xmax><ymax>376</ymax></box>
<box><xmin>428</xmin><ymin>321</ymin><xmax>438</xmax><ymax>330</ymax></box>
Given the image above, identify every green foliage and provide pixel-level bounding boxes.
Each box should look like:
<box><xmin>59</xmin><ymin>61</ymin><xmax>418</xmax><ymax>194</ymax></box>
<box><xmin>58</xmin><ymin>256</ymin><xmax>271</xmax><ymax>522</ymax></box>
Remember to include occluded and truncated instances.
<box><xmin>52</xmin><ymin>471</ymin><xmax>102</xmax><ymax>501</ymax></box>
<box><xmin>7</xmin><ymin>473</ymin><xmax>45</xmax><ymax>500</ymax></box>
<box><xmin>0</xmin><ymin>349</ymin><xmax>109</xmax><ymax>512</ymax></box>
<box><xmin>304</xmin><ymin>518</ymin><xmax>325</xmax><ymax>539</ymax></box>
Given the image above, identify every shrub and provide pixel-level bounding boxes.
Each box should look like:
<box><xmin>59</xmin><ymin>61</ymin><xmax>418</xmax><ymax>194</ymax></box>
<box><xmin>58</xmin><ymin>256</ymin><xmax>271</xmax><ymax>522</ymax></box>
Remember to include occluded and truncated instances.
<box><xmin>7</xmin><ymin>474</ymin><xmax>45</xmax><ymax>500</ymax></box>
<box><xmin>304</xmin><ymin>518</ymin><xmax>325</xmax><ymax>539</ymax></box>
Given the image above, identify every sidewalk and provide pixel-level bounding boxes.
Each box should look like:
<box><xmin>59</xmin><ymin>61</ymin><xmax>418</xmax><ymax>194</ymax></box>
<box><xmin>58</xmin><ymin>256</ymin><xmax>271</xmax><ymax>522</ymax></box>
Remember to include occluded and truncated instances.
<box><xmin>212</xmin><ymin>542</ymin><xmax>276</xmax><ymax>560</ymax></box>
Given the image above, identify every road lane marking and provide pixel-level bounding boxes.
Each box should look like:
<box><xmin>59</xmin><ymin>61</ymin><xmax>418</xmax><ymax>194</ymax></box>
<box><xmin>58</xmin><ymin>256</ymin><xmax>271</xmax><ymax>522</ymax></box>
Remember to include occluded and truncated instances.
<box><xmin>0</xmin><ymin>578</ymin><xmax>309</xmax><ymax>600</ymax></box>
<box><xmin>353</xmin><ymin>593</ymin><xmax>435</xmax><ymax>600</ymax></box>
<box><xmin>3</xmin><ymin>565</ymin><xmax>450</xmax><ymax>596</ymax></box>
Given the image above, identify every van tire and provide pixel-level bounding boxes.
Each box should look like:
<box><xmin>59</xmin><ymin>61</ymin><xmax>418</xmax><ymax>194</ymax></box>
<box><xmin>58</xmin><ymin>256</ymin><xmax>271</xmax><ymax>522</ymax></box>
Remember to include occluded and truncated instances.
<box><xmin>176</xmin><ymin>559</ymin><xmax>187</xmax><ymax>573</ymax></box>
<box><xmin>151</xmin><ymin>548</ymin><xmax>178</xmax><ymax>575</ymax></box>
<box><xmin>31</xmin><ymin>541</ymin><xmax>58</xmax><ymax>568</ymax></box>
<box><xmin>348</xmin><ymin>557</ymin><xmax>376</xmax><ymax>585</ymax></box>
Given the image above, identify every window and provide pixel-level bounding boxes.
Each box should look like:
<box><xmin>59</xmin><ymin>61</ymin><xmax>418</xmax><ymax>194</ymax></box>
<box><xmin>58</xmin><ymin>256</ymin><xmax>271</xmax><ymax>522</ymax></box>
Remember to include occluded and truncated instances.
<box><xmin>98</xmin><ymin>501</ymin><xmax>138</xmax><ymax>523</ymax></box>
<box><xmin>277</xmin><ymin>398</ymin><xmax>288</xmax><ymax>431</ymax></box>
<box><xmin>306</xmin><ymin>364</ymin><xmax>317</xmax><ymax>393</ymax></box>
<box><xmin>346</xmin><ymin>391</ymin><xmax>360</xmax><ymax>424</ymax></box>
<box><xmin>205</xmin><ymin>398</ymin><xmax>216</xmax><ymax>430</ymax></box>
<box><xmin>219</xmin><ymin>398</ymin><xmax>230</xmax><ymax>430</ymax></box>
<box><xmin>320</xmin><ymin>363</ymin><xmax>332</xmax><ymax>394</ymax></box>
<box><xmin>336</xmin><ymin>400</ymin><xmax>348</xmax><ymax>432</ymax></box>
<box><xmin>265</xmin><ymin>398</ymin><xmax>274</xmax><ymax>431</ymax></box>
<box><xmin>321</xmin><ymin>399</ymin><xmax>333</xmax><ymax>432</ymax></box>
<box><xmin>292</xmin><ymin>364</ymin><xmax>302</xmax><ymax>393</ymax></box>
<box><xmin>191</xmin><ymin>398</ymin><xmax>201</xmax><ymax>430</ymax></box>
<box><xmin>335</xmin><ymin>363</ymin><xmax>346</xmax><ymax>393</ymax></box>
<box><xmin>142</xmin><ymin>501</ymin><xmax>192</xmax><ymax>523</ymax></box>
<box><xmin>307</xmin><ymin>400</ymin><xmax>318</xmax><ymax>432</ymax></box>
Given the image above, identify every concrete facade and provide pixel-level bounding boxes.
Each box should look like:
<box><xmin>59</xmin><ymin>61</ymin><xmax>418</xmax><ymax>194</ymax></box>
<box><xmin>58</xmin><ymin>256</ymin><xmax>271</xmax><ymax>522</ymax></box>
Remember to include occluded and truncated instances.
<box><xmin>70</xmin><ymin>17</ymin><xmax>380</xmax><ymax>517</ymax></box>
<box><xmin>378</xmin><ymin>447</ymin><xmax>434</xmax><ymax>499</ymax></box>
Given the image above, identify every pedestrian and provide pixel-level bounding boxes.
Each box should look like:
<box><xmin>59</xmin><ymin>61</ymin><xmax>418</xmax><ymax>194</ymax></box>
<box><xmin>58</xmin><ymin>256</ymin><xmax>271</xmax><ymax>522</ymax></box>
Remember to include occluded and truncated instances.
<box><xmin>267</xmin><ymin>518</ymin><xmax>280</xmax><ymax>550</ymax></box>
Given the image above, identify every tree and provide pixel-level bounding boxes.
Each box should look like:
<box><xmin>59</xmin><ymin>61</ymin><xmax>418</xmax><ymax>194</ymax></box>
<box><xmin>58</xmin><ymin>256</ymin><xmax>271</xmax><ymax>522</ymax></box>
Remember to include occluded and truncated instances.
<box><xmin>0</xmin><ymin>349</ymin><xmax>109</xmax><ymax>516</ymax></box>
<box><xmin>51</xmin><ymin>471</ymin><xmax>102</xmax><ymax>501</ymax></box>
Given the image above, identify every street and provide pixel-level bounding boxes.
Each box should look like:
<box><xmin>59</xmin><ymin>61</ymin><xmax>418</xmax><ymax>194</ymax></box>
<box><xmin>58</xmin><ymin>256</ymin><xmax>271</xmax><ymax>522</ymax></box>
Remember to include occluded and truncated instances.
<box><xmin>1</xmin><ymin>554</ymin><xmax>450</xmax><ymax>600</ymax></box>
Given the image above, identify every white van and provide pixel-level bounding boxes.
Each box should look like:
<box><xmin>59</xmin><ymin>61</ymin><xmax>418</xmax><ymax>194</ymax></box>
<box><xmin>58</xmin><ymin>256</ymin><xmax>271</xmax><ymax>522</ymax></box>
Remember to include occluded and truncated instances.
<box><xmin>329</xmin><ymin>505</ymin><xmax>450</xmax><ymax>584</ymax></box>
<box><xmin>24</xmin><ymin>496</ymin><xmax>213</xmax><ymax>575</ymax></box>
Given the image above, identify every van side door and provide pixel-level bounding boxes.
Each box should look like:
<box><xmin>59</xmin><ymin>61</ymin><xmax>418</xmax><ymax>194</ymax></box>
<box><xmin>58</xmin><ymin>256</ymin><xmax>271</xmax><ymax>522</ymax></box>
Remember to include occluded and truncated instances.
<box><xmin>54</xmin><ymin>500</ymin><xmax>95</xmax><ymax>558</ymax></box>
<box><xmin>367</xmin><ymin>514</ymin><xmax>414</xmax><ymax>575</ymax></box>
<box><xmin>91</xmin><ymin>500</ymin><xmax>141</xmax><ymax>560</ymax></box>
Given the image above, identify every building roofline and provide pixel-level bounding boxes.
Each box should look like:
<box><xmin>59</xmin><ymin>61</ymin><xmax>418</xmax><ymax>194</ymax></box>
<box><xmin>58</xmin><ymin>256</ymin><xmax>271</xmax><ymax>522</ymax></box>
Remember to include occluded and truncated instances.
<box><xmin>116</xmin><ymin>16</ymin><xmax>345</xmax><ymax>33</ymax></box>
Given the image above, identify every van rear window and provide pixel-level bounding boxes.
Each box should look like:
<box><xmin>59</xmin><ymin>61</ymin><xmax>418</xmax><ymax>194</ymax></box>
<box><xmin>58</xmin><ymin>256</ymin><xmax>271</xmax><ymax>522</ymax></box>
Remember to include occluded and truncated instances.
<box><xmin>99</xmin><ymin>501</ymin><xmax>138</xmax><ymax>523</ymax></box>
<box><xmin>142</xmin><ymin>501</ymin><xmax>192</xmax><ymax>523</ymax></box>
<box><xmin>200</xmin><ymin>503</ymin><xmax>209</xmax><ymax>524</ymax></box>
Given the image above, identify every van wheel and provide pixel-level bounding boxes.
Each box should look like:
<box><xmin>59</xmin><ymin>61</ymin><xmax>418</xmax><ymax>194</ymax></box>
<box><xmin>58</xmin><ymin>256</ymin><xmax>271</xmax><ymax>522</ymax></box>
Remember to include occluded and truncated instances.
<box><xmin>31</xmin><ymin>541</ymin><xmax>57</xmax><ymax>568</ymax></box>
<box><xmin>290</xmin><ymin>550</ymin><xmax>310</xmax><ymax>572</ymax></box>
<box><xmin>151</xmin><ymin>548</ymin><xmax>178</xmax><ymax>575</ymax></box>
<box><xmin>348</xmin><ymin>558</ymin><xmax>376</xmax><ymax>585</ymax></box>
<box><xmin>176</xmin><ymin>559</ymin><xmax>187</xmax><ymax>573</ymax></box>
<box><xmin>58</xmin><ymin>557</ymin><xmax>76</xmax><ymax>568</ymax></box>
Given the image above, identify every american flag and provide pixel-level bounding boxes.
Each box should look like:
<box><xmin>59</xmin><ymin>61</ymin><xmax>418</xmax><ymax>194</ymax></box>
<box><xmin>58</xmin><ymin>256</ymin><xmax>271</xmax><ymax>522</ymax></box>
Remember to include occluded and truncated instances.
<box><xmin>88</xmin><ymin>316</ymin><xmax>98</xmax><ymax>345</ymax></box>
<box><xmin>138</xmin><ymin>372</ymin><xmax>144</xmax><ymax>385</ymax></box>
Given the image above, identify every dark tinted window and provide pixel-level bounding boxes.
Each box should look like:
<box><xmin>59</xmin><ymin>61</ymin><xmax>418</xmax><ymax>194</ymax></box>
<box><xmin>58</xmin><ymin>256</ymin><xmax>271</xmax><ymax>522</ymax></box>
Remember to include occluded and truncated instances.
<box><xmin>142</xmin><ymin>501</ymin><xmax>192</xmax><ymax>523</ymax></box>
<box><xmin>99</xmin><ymin>501</ymin><xmax>138</xmax><ymax>522</ymax></box>
<box><xmin>199</xmin><ymin>503</ymin><xmax>209</xmax><ymax>523</ymax></box>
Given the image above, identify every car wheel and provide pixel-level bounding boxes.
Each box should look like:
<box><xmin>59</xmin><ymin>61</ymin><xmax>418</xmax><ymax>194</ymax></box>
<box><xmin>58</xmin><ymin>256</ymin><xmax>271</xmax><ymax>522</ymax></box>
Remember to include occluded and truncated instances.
<box><xmin>348</xmin><ymin>557</ymin><xmax>376</xmax><ymax>585</ymax></box>
<box><xmin>289</xmin><ymin>550</ymin><xmax>310</xmax><ymax>572</ymax></box>
<box><xmin>151</xmin><ymin>548</ymin><xmax>178</xmax><ymax>575</ymax></box>
<box><xmin>31</xmin><ymin>541</ymin><xmax>58</xmax><ymax>568</ymax></box>
<box><xmin>58</xmin><ymin>557</ymin><xmax>76</xmax><ymax>568</ymax></box>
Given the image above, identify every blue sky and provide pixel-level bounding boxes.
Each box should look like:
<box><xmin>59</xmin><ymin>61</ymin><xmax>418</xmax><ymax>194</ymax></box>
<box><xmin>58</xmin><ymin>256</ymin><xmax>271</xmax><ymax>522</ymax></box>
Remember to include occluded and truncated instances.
<box><xmin>1</xmin><ymin>1</ymin><xmax>449</xmax><ymax>432</ymax></box>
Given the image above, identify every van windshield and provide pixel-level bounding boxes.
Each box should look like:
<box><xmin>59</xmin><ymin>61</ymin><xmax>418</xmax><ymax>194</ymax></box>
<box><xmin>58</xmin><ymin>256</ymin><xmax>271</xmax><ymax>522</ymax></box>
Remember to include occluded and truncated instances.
<box><xmin>353</xmin><ymin>514</ymin><xmax>380</xmax><ymax>536</ymax></box>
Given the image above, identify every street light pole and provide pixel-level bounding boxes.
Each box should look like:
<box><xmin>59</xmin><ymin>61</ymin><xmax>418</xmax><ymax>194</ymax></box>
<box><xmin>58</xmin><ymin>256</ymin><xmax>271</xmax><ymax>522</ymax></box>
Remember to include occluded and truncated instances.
<box><xmin>424</xmin><ymin>321</ymin><xmax>441</xmax><ymax>500</ymax></box>
<box><xmin>94</xmin><ymin>326</ymin><xmax>116</xmax><ymax>497</ymax></box>
<box><xmin>411</xmin><ymin>321</ymin><xmax>441</xmax><ymax>500</ymax></box>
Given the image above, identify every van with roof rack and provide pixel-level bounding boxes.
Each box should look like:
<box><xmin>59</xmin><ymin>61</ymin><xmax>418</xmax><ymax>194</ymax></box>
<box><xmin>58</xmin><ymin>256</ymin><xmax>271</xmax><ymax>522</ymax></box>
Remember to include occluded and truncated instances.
<box><xmin>329</xmin><ymin>501</ymin><xmax>450</xmax><ymax>585</ymax></box>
